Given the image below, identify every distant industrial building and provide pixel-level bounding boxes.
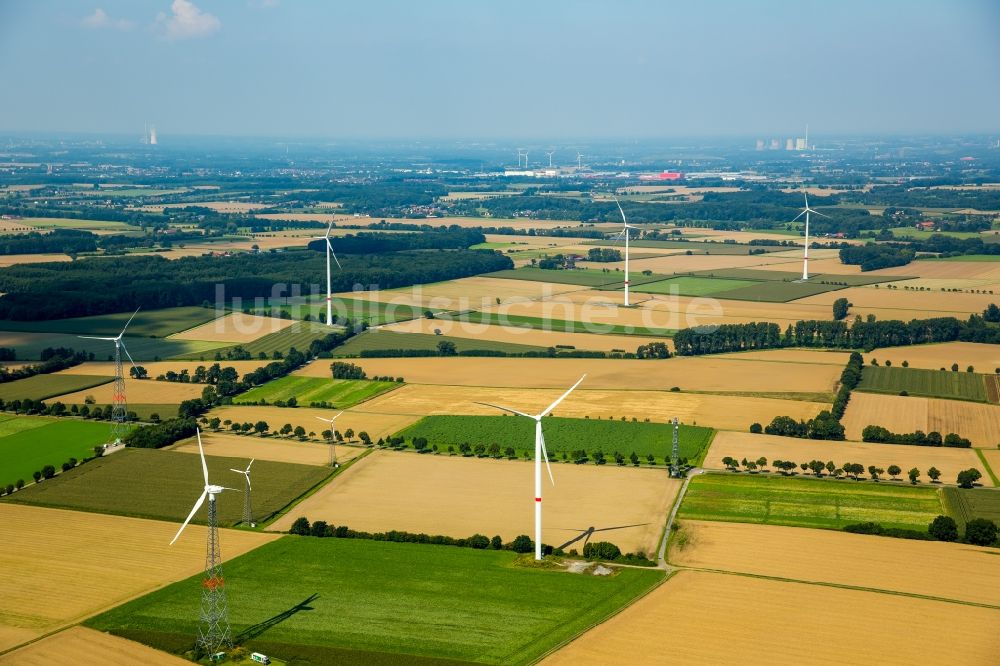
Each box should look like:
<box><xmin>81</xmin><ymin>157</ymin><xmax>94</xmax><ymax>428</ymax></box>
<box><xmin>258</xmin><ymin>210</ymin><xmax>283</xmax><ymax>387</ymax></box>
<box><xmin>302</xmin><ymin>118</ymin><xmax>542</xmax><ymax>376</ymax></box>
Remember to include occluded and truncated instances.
<box><xmin>638</xmin><ymin>171</ymin><xmax>683</xmax><ymax>181</ymax></box>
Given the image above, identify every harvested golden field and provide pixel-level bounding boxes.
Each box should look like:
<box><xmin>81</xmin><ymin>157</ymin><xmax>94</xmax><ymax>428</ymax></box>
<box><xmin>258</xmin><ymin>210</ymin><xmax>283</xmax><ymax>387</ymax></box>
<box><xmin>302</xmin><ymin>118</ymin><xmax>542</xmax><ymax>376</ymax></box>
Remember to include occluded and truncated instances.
<box><xmin>980</xmin><ymin>449</ymin><xmax>1000</xmax><ymax>478</ymax></box>
<box><xmin>542</xmin><ymin>571</ymin><xmax>1000</xmax><ymax>666</ymax></box>
<box><xmin>269</xmin><ymin>450</ymin><xmax>679</xmax><ymax>556</ymax></box>
<box><xmin>257</xmin><ymin>213</ymin><xmax>584</xmax><ymax>230</ymax></box>
<box><xmin>671</xmin><ymin>520</ymin><xmax>1000</xmax><ymax>606</ymax></box>
<box><xmin>0</xmin><ymin>504</ymin><xmax>275</xmax><ymax>653</ymax></box>
<box><xmin>841</xmin><ymin>392</ymin><xmax>1000</xmax><ymax>447</ymax></box>
<box><xmin>0</xmin><ymin>253</ymin><xmax>71</xmax><ymax>267</ymax></box>
<box><xmin>865</xmin><ymin>342</ymin><xmax>1000</xmax><ymax>371</ymax></box>
<box><xmin>169</xmin><ymin>312</ymin><xmax>295</xmax><ymax>343</ymax></box>
<box><xmin>876</xmin><ymin>259</ymin><xmax>1000</xmax><ymax>281</ymax></box>
<box><xmin>53</xmin><ymin>376</ymin><xmax>205</xmax><ymax>404</ymax></box>
<box><xmin>206</xmin><ymin>405</ymin><xmax>419</xmax><ymax>442</ymax></box>
<box><xmin>344</xmin><ymin>276</ymin><xmax>583</xmax><ymax>309</ymax></box>
<box><xmin>0</xmin><ymin>626</ymin><xmax>188</xmax><ymax>665</ymax></box>
<box><xmin>169</xmin><ymin>430</ymin><xmax>365</xmax><ymax>467</ymax></box>
<box><xmin>57</xmin><ymin>360</ymin><xmax>267</xmax><ymax>378</ymax></box>
<box><xmin>715</xmin><ymin>348</ymin><xmax>851</xmax><ymax>365</ymax></box>
<box><xmin>316</xmin><ymin>356</ymin><xmax>840</xmax><ymax>394</ymax></box>
<box><xmin>798</xmin><ymin>286</ymin><xmax>997</xmax><ymax>316</ymax></box>
<box><xmin>161</xmin><ymin>201</ymin><xmax>267</xmax><ymax>213</ymax></box>
<box><xmin>357</xmin><ymin>384</ymin><xmax>826</xmax><ymax>431</ymax></box>
<box><xmin>705</xmin><ymin>431</ymin><xmax>988</xmax><ymax>485</ymax></box>
<box><xmin>381</xmin><ymin>318</ymin><xmax>668</xmax><ymax>353</ymax></box>
<box><xmin>482</xmin><ymin>233</ymin><xmax>591</xmax><ymax>248</ymax></box>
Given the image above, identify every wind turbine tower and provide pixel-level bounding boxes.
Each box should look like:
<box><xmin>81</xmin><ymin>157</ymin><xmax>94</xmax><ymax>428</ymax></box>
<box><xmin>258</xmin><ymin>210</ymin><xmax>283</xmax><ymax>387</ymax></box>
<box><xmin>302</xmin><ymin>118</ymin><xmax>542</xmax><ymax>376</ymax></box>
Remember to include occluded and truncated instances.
<box><xmin>149</xmin><ymin>125</ymin><xmax>158</xmax><ymax>145</ymax></box>
<box><xmin>612</xmin><ymin>197</ymin><xmax>638</xmax><ymax>307</ymax></box>
<box><xmin>546</xmin><ymin>151</ymin><xmax>554</xmax><ymax>168</ymax></box>
<box><xmin>478</xmin><ymin>375</ymin><xmax>586</xmax><ymax>560</ymax></box>
<box><xmin>78</xmin><ymin>308</ymin><xmax>140</xmax><ymax>445</ymax></box>
<box><xmin>790</xmin><ymin>193</ymin><xmax>830</xmax><ymax>281</ymax></box>
<box><xmin>313</xmin><ymin>222</ymin><xmax>341</xmax><ymax>325</ymax></box>
<box><xmin>671</xmin><ymin>417</ymin><xmax>680</xmax><ymax>477</ymax></box>
<box><xmin>516</xmin><ymin>149</ymin><xmax>525</xmax><ymax>168</ymax></box>
<box><xmin>230</xmin><ymin>459</ymin><xmax>255</xmax><ymax>527</ymax></box>
<box><xmin>171</xmin><ymin>429</ymin><xmax>237</xmax><ymax>655</ymax></box>
<box><xmin>315</xmin><ymin>412</ymin><xmax>344</xmax><ymax>466</ymax></box>
<box><xmin>576</xmin><ymin>152</ymin><xmax>583</xmax><ymax>168</ymax></box>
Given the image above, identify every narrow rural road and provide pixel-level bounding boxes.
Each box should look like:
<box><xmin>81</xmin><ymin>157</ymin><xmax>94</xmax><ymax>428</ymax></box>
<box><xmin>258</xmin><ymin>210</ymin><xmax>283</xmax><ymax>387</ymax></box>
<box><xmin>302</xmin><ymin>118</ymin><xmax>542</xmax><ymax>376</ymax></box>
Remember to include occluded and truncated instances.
<box><xmin>657</xmin><ymin>467</ymin><xmax>705</xmax><ymax>569</ymax></box>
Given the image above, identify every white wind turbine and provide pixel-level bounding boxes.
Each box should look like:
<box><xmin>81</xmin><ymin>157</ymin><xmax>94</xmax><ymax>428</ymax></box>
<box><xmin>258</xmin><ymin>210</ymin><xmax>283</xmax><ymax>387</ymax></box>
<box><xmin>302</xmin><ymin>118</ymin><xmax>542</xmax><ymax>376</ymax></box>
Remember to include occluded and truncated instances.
<box><xmin>229</xmin><ymin>458</ymin><xmax>255</xmax><ymax>527</ymax></box>
<box><xmin>612</xmin><ymin>196</ymin><xmax>639</xmax><ymax>307</ymax></box>
<box><xmin>316</xmin><ymin>412</ymin><xmax>344</xmax><ymax>466</ymax></box>
<box><xmin>790</xmin><ymin>193</ymin><xmax>830</xmax><ymax>281</ymax></box>
<box><xmin>477</xmin><ymin>375</ymin><xmax>586</xmax><ymax>561</ymax></box>
<box><xmin>313</xmin><ymin>222</ymin><xmax>342</xmax><ymax>326</ymax></box>
<box><xmin>171</xmin><ymin>429</ymin><xmax>239</xmax><ymax>546</ymax></box>
<box><xmin>78</xmin><ymin>307</ymin><xmax>140</xmax><ymax>445</ymax></box>
<box><xmin>576</xmin><ymin>152</ymin><xmax>584</xmax><ymax>168</ymax></box>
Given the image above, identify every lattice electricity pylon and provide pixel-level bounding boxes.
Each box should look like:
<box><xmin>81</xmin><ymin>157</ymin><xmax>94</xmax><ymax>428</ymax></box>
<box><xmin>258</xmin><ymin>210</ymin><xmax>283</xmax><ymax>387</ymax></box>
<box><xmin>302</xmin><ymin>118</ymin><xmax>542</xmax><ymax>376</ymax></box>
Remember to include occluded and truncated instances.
<box><xmin>199</xmin><ymin>495</ymin><xmax>233</xmax><ymax>655</ymax></box>
<box><xmin>670</xmin><ymin>417</ymin><xmax>680</xmax><ymax>477</ymax></box>
<box><xmin>109</xmin><ymin>341</ymin><xmax>128</xmax><ymax>445</ymax></box>
<box><xmin>328</xmin><ymin>441</ymin><xmax>337</xmax><ymax>467</ymax></box>
<box><xmin>241</xmin><ymin>478</ymin><xmax>254</xmax><ymax>527</ymax></box>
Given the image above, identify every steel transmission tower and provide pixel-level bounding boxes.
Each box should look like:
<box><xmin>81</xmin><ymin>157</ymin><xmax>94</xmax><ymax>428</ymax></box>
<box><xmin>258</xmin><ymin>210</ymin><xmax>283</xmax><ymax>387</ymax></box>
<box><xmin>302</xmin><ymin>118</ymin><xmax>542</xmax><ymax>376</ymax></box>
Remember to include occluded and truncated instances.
<box><xmin>199</xmin><ymin>495</ymin><xmax>232</xmax><ymax>655</ymax></box>
<box><xmin>109</xmin><ymin>341</ymin><xmax>128</xmax><ymax>444</ymax></box>
<box><xmin>241</xmin><ymin>480</ymin><xmax>254</xmax><ymax>527</ymax></box>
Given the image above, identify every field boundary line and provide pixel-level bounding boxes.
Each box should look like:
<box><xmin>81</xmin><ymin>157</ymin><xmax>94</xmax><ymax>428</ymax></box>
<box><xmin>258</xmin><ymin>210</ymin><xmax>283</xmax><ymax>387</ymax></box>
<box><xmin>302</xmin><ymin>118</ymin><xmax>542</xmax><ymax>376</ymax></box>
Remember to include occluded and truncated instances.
<box><xmin>526</xmin><ymin>569</ymin><xmax>673</xmax><ymax>665</ymax></box>
<box><xmin>975</xmin><ymin>448</ymin><xmax>1000</xmax><ymax>486</ymax></box>
<box><xmin>257</xmin><ymin>447</ymin><xmax>373</xmax><ymax>530</ymax></box>
<box><xmin>677</xmin><ymin>567</ymin><xmax>1000</xmax><ymax>611</ymax></box>
<box><xmin>164</xmin><ymin>309</ymin><xmax>229</xmax><ymax>338</ymax></box>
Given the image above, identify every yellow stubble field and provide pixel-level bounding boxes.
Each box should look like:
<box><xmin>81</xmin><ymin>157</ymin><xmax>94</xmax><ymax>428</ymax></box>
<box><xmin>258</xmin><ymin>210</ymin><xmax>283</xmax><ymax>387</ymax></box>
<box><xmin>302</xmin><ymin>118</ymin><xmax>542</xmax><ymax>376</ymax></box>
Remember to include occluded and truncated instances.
<box><xmin>0</xmin><ymin>626</ymin><xmax>188</xmax><ymax>665</ymax></box>
<box><xmin>380</xmin><ymin>318</ymin><xmax>669</xmax><ymax>353</ymax></box>
<box><xmin>875</xmin><ymin>259</ymin><xmax>1000</xmax><ymax>282</ymax></box>
<box><xmin>310</xmin><ymin>356</ymin><xmax>841</xmax><ymax>394</ymax></box>
<box><xmin>0</xmin><ymin>253</ymin><xmax>71</xmax><ymax>267</ymax></box>
<box><xmin>357</xmin><ymin>384</ymin><xmax>827</xmax><ymax>431</ymax></box>
<box><xmin>864</xmin><ymin>342</ymin><xmax>1000</xmax><ymax>371</ymax></box>
<box><xmin>797</xmin><ymin>285</ymin><xmax>998</xmax><ymax>316</ymax></box>
<box><xmin>670</xmin><ymin>520</ymin><xmax>1000</xmax><ymax>606</ymax></box>
<box><xmin>342</xmin><ymin>276</ymin><xmax>584</xmax><ymax>309</ymax></box>
<box><xmin>705</xmin><ymin>431</ymin><xmax>989</xmax><ymax>484</ymax></box>
<box><xmin>168</xmin><ymin>312</ymin><xmax>296</xmax><ymax>343</ymax></box>
<box><xmin>841</xmin><ymin>392</ymin><xmax>1000</xmax><ymax>447</ymax></box>
<box><xmin>169</xmin><ymin>431</ymin><xmax>366</xmax><ymax>467</ymax></box>
<box><xmin>57</xmin><ymin>360</ymin><xmax>267</xmax><ymax>378</ymax></box>
<box><xmin>0</xmin><ymin>504</ymin><xmax>275</xmax><ymax>654</ymax></box>
<box><xmin>256</xmin><ymin>213</ymin><xmax>585</xmax><ymax>230</ymax></box>
<box><xmin>52</xmin><ymin>377</ymin><xmax>206</xmax><ymax>404</ymax></box>
<box><xmin>206</xmin><ymin>405</ymin><xmax>419</xmax><ymax>442</ymax></box>
<box><xmin>269</xmin><ymin>450</ymin><xmax>680</xmax><ymax>556</ymax></box>
<box><xmin>542</xmin><ymin>570</ymin><xmax>1000</xmax><ymax>665</ymax></box>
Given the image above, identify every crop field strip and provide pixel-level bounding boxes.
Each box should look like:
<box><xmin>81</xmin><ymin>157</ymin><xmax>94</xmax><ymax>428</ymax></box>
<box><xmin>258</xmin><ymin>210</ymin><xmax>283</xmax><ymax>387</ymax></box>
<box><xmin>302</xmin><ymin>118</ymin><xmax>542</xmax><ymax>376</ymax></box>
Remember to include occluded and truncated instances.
<box><xmin>485</xmin><ymin>267</ymin><xmax>626</xmax><ymax>287</ymax></box>
<box><xmin>397</xmin><ymin>415</ymin><xmax>714</xmax><ymax>462</ymax></box>
<box><xmin>582</xmin><ymin>239</ymin><xmax>789</xmax><ymax>254</ymax></box>
<box><xmin>250</xmin><ymin>296</ymin><xmax>435</xmax><ymax>326</ymax></box>
<box><xmin>0</xmin><ymin>373</ymin><xmax>113</xmax><ymax>401</ymax></box>
<box><xmin>864</xmin><ymin>342</ymin><xmax>1000</xmax><ymax>372</ymax></box>
<box><xmin>0</xmin><ymin>504</ymin><xmax>276</xmax><ymax>655</ymax></box>
<box><xmin>86</xmin><ymin>536</ymin><xmax>664</xmax><ymax>666</ymax></box>
<box><xmin>5</xmin><ymin>448</ymin><xmax>333</xmax><ymax>527</ymax></box>
<box><xmin>180</xmin><ymin>321</ymin><xmax>333</xmax><ymax>360</ymax></box>
<box><xmin>857</xmin><ymin>365</ymin><xmax>993</xmax><ymax>403</ymax></box>
<box><xmin>169</xmin><ymin>431</ymin><xmax>367</xmax><ymax>467</ymax></box>
<box><xmin>234</xmin><ymin>376</ymin><xmax>400</xmax><ymax>408</ymax></box>
<box><xmin>0</xmin><ymin>306</ymin><xmax>220</xmax><ymax>338</ymax></box>
<box><xmin>332</xmin><ymin>329</ymin><xmax>548</xmax><ymax>356</ymax></box>
<box><xmin>0</xmin><ymin>331</ymin><xmax>226</xmax><ymax>362</ymax></box>
<box><xmin>940</xmin><ymin>486</ymin><xmax>1000</xmax><ymax>529</ymax></box>
<box><xmin>436</xmin><ymin>310</ymin><xmax>675</xmax><ymax>337</ymax></box>
<box><xmin>207</xmin><ymin>404</ymin><xmax>421</xmax><ymax>443</ymax></box>
<box><xmin>541</xmin><ymin>570</ymin><xmax>1000</xmax><ymax>665</ymax></box>
<box><xmin>0</xmin><ymin>626</ymin><xmax>189</xmax><ymax>665</ymax></box>
<box><xmin>678</xmin><ymin>473</ymin><xmax>946</xmax><ymax>532</ymax></box>
<box><xmin>669</xmin><ymin>520</ymin><xmax>1000</xmax><ymax>608</ymax></box>
<box><xmin>0</xmin><ymin>418</ymin><xmax>115</xmax><ymax>490</ymax></box>
<box><xmin>841</xmin><ymin>391</ymin><xmax>1000</xmax><ymax>447</ymax></box>
<box><xmin>167</xmin><ymin>312</ymin><xmax>296</xmax><ymax>343</ymax></box>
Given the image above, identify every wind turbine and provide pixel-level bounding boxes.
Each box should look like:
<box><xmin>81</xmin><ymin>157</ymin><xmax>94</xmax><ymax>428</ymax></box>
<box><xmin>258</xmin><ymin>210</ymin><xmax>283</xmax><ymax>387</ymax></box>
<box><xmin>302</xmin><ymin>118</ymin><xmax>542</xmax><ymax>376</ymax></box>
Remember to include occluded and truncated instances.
<box><xmin>516</xmin><ymin>149</ymin><xmax>525</xmax><ymax>168</ymax></box>
<box><xmin>313</xmin><ymin>222</ymin><xmax>341</xmax><ymax>326</ymax></box>
<box><xmin>229</xmin><ymin>458</ymin><xmax>255</xmax><ymax>527</ymax></box>
<box><xmin>315</xmin><ymin>412</ymin><xmax>344</xmax><ymax>466</ymax></box>
<box><xmin>576</xmin><ymin>152</ymin><xmax>583</xmax><ymax>169</ymax></box>
<box><xmin>477</xmin><ymin>375</ymin><xmax>586</xmax><ymax>561</ymax></box>
<box><xmin>170</xmin><ymin>429</ymin><xmax>237</xmax><ymax>653</ymax></box>
<box><xmin>611</xmin><ymin>197</ymin><xmax>639</xmax><ymax>307</ymax></box>
<box><xmin>78</xmin><ymin>308</ymin><xmax>140</xmax><ymax>445</ymax></box>
<box><xmin>790</xmin><ymin>193</ymin><xmax>830</xmax><ymax>281</ymax></box>
<box><xmin>545</xmin><ymin>151</ymin><xmax>554</xmax><ymax>168</ymax></box>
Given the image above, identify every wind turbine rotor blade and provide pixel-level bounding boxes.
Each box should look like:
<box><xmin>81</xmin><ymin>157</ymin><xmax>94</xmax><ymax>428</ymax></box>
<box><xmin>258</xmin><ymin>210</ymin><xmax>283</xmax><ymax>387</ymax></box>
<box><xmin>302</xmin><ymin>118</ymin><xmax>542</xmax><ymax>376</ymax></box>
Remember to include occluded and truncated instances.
<box><xmin>315</xmin><ymin>416</ymin><xmax>332</xmax><ymax>424</ymax></box>
<box><xmin>170</xmin><ymin>489</ymin><xmax>207</xmax><ymax>545</ymax></box>
<box><xmin>790</xmin><ymin>210</ymin><xmax>806</xmax><ymax>224</ymax></box>
<box><xmin>197</xmin><ymin>429</ymin><xmax>209</xmax><ymax>486</ymax></box>
<box><xmin>539</xmin><ymin>428</ymin><xmax>555</xmax><ymax>486</ymax></box>
<box><xmin>474</xmin><ymin>401</ymin><xmax>533</xmax><ymax>419</ymax></box>
<box><xmin>326</xmin><ymin>238</ymin><xmax>342</xmax><ymax>269</ymax></box>
<box><xmin>803</xmin><ymin>193</ymin><xmax>809</xmax><ymax>209</ymax></box>
<box><xmin>330</xmin><ymin>411</ymin><xmax>344</xmax><ymax>422</ymax></box>
<box><xmin>247</xmin><ymin>458</ymin><xmax>254</xmax><ymax>470</ymax></box>
<box><xmin>229</xmin><ymin>468</ymin><xmax>244</xmax><ymax>474</ymax></box>
<box><xmin>77</xmin><ymin>335</ymin><xmax>115</xmax><ymax>341</ymax></box>
<box><xmin>325</xmin><ymin>221</ymin><xmax>334</xmax><ymax>239</ymax></box>
<box><xmin>612</xmin><ymin>196</ymin><xmax>627</xmax><ymax>225</ymax></box>
<box><xmin>120</xmin><ymin>340</ymin><xmax>139</xmax><ymax>372</ymax></box>
<box><xmin>811</xmin><ymin>209</ymin><xmax>832</xmax><ymax>219</ymax></box>
<box><xmin>220</xmin><ymin>486</ymin><xmax>241</xmax><ymax>492</ymax></box>
<box><xmin>118</xmin><ymin>307</ymin><xmax>141</xmax><ymax>338</ymax></box>
<box><xmin>539</xmin><ymin>374</ymin><xmax>586</xmax><ymax>418</ymax></box>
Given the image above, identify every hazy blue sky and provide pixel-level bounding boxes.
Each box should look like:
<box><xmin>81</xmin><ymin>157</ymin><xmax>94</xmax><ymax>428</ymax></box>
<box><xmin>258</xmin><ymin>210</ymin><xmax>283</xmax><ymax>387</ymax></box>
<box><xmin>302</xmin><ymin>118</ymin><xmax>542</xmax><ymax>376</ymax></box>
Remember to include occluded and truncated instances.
<box><xmin>1</xmin><ymin>0</ymin><xmax>998</xmax><ymax>138</ymax></box>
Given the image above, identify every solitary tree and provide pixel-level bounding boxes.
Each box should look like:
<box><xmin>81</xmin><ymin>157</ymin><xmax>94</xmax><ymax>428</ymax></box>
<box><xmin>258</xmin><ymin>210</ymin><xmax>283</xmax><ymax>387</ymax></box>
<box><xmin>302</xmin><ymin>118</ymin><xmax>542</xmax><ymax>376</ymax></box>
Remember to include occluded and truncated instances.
<box><xmin>927</xmin><ymin>466</ymin><xmax>941</xmax><ymax>482</ymax></box>
<box><xmin>957</xmin><ymin>468</ymin><xmax>982</xmax><ymax>489</ymax></box>
<box><xmin>254</xmin><ymin>421</ymin><xmax>270</xmax><ymax>435</ymax></box>
<box><xmin>908</xmin><ymin>467</ymin><xmax>921</xmax><ymax>484</ymax></box>
<box><xmin>825</xmin><ymin>460</ymin><xmax>836</xmax><ymax>476</ymax></box>
<box><xmin>928</xmin><ymin>515</ymin><xmax>958</xmax><ymax>542</ymax></box>
<box><xmin>887</xmin><ymin>464</ymin><xmax>901</xmax><ymax>480</ymax></box>
<box><xmin>757</xmin><ymin>456</ymin><xmax>768</xmax><ymax>471</ymax></box>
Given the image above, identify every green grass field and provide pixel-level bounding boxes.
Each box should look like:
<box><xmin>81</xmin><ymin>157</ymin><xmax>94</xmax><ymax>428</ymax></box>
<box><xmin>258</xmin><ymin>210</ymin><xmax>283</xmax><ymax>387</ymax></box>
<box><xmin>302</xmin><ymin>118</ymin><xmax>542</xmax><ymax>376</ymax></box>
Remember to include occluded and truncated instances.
<box><xmin>941</xmin><ymin>487</ymin><xmax>1000</xmax><ymax>529</ymax></box>
<box><xmin>0</xmin><ymin>307</ymin><xmax>220</xmax><ymax>337</ymax></box>
<box><xmin>188</xmin><ymin>322</ymin><xmax>334</xmax><ymax>361</ymax></box>
<box><xmin>397</xmin><ymin>415</ymin><xmax>715</xmax><ymax>463</ymax></box>
<box><xmin>235</xmin><ymin>376</ymin><xmax>399</xmax><ymax>407</ymax></box>
<box><xmin>18</xmin><ymin>217</ymin><xmax>135</xmax><ymax>231</ymax></box>
<box><xmin>0</xmin><ymin>373</ymin><xmax>113</xmax><ymax>401</ymax></box>
<box><xmin>252</xmin><ymin>297</ymin><xmax>434</xmax><ymax>326</ymax></box>
<box><xmin>442</xmin><ymin>311</ymin><xmax>674</xmax><ymax>337</ymax></box>
<box><xmin>686</xmin><ymin>268</ymin><xmax>896</xmax><ymax>286</ymax></box>
<box><xmin>710</xmin><ymin>279</ymin><xmax>845</xmax><ymax>302</ymax></box>
<box><xmin>86</xmin><ymin>536</ymin><xmax>663</xmax><ymax>665</ymax></box>
<box><xmin>583</xmin><ymin>239</ymin><xmax>785</xmax><ymax>254</ymax></box>
<box><xmin>857</xmin><ymin>366</ymin><xmax>989</xmax><ymax>402</ymax></box>
<box><xmin>678</xmin><ymin>473</ymin><xmax>945</xmax><ymax>532</ymax></box>
<box><xmin>0</xmin><ymin>417</ymin><xmax>114</xmax><ymax>489</ymax></box>
<box><xmin>332</xmin><ymin>330</ymin><xmax>547</xmax><ymax>357</ymax></box>
<box><xmin>888</xmin><ymin>226</ymin><xmax>985</xmax><ymax>241</ymax></box>
<box><xmin>485</xmin><ymin>267</ymin><xmax>620</xmax><ymax>287</ymax></box>
<box><xmin>0</xmin><ymin>331</ymin><xmax>227</xmax><ymax>361</ymax></box>
<box><xmin>631</xmin><ymin>276</ymin><xmax>759</xmax><ymax>297</ymax></box>
<box><xmin>4</xmin><ymin>448</ymin><xmax>332</xmax><ymax>527</ymax></box>
<box><xmin>920</xmin><ymin>254</ymin><xmax>1000</xmax><ymax>262</ymax></box>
